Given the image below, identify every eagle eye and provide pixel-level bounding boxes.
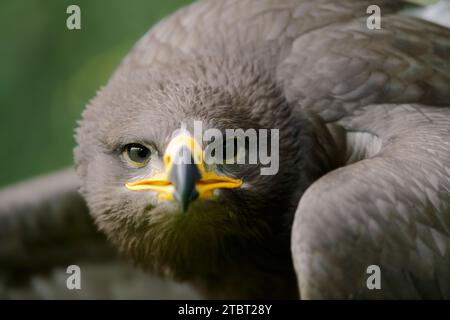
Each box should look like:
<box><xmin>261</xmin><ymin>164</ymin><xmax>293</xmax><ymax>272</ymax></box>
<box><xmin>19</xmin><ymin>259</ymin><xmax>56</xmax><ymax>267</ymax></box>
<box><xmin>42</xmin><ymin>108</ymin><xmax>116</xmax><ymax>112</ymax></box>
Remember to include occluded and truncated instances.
<box><xmin>123</xmin><ymin>143</ymin><xmax>151</xmax><ymax>167</ymax></box>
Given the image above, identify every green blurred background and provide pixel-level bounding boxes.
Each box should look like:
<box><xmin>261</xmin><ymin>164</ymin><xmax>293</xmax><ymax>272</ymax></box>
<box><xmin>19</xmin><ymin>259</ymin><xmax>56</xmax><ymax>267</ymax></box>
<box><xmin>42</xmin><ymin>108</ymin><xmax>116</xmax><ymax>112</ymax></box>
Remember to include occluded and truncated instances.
<box><xmin>0</xmin><ymin>0</ymin><xmax>193</xmax><ymax>187</ymax></box>
<box><xmin>0</xmin><ymin>0</ymin><xmax>447</xmax><ymax>188</ymax></box>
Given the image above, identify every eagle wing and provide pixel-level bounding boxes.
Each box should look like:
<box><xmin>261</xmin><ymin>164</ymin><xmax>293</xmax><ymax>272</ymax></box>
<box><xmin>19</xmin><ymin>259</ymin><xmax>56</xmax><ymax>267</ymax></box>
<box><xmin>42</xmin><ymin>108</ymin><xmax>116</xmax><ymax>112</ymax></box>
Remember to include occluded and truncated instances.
<box><xmin>0</xmin><ymin>169</ymin><xmax>110</xmax><ymax>271</ymax></box>
<box><xmin>0</xmin><ymin>169</ymin><xmax>197</xmax><ymax>299</ymax></box>
<box><xmin>281</xmin><ymin>1</ymin><xmax>450</xmax><ymax>299</ymax></box>
<box><xmin>291</xmin><ymin>104</ymin><xmax>450</xmax><ymax>299</ymax></box>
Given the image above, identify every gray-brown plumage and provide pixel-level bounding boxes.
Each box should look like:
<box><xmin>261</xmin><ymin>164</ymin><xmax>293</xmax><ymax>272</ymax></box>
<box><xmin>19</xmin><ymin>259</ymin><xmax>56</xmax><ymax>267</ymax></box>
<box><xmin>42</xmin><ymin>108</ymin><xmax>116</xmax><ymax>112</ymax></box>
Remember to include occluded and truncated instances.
<box><xmin>0</xmin><ymin>171</ymin><xmax>198</xmax><ymax>299</ymax></box>
<box><xmin>1</xmin><ymin>0</ymin><xmax>450</xmax><ymax>299</ymax></box>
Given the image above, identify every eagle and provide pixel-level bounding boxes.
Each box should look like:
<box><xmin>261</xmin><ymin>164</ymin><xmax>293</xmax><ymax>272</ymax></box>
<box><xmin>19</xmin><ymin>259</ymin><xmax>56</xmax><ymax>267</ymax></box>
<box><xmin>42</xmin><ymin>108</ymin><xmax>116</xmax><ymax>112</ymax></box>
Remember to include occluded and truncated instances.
<box><xmin>1</xmin><ymin>0</ymin><xmax>449</xmax><ymax>299</ymax></box>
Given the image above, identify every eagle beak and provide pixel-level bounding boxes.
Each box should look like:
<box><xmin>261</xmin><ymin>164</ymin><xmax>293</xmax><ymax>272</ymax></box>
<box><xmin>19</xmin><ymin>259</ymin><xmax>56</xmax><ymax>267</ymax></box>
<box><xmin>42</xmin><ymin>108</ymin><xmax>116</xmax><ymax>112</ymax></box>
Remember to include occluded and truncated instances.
<box><xmin>125</xmin><ymin>133</ymin><xmax>242</xmax><ymax>212</ymax></box>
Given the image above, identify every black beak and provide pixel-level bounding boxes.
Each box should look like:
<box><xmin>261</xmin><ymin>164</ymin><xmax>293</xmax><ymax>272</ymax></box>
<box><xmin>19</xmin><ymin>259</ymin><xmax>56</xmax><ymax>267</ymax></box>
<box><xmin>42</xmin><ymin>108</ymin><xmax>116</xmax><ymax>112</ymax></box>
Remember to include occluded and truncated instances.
<box><xmin>168</xmin><ymin>146</ymin><xmax>202</xmax><ymax>212</ymax></box>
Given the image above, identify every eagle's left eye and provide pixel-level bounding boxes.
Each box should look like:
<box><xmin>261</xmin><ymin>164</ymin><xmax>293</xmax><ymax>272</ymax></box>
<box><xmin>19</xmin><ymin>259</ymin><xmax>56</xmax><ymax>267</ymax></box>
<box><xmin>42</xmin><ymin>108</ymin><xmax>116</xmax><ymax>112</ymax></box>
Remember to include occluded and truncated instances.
<box><xmin>123</xmin><ymin>143</ymin><xmax>151</xmax><ymax>167</ymax></box>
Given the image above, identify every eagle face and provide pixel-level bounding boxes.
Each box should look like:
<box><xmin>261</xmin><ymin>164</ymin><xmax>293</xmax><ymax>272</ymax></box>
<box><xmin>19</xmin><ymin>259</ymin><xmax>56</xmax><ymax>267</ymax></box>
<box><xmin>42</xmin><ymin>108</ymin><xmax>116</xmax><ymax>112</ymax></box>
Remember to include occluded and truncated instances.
<box><xmin>74</xmin><ymin>57</ymin><xmax>320</xmax><ymax>293</ymax></box>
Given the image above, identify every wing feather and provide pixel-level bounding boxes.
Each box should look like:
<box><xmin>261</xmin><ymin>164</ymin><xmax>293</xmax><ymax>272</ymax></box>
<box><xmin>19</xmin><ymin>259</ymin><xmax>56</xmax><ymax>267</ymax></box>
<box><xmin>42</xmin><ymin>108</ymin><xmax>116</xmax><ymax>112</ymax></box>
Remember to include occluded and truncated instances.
<box><xmin>0</xmin><ymin>168</ymin><xmax>113</xmax><ymax>271</ymax></box>
<box><xmin>291</xmin><ymin>104</ymin><xmax>450</xmax><ymax>299</ymax></box>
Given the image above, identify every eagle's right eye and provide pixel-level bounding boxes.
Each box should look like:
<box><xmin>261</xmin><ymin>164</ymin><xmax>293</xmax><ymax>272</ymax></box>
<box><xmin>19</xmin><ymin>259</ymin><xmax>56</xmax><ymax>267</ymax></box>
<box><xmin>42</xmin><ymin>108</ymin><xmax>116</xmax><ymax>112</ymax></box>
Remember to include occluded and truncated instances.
<box><xmin>123</xmin><ymin>143</ymin><xmax>151</xmax><ymax>168</ymax></box>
